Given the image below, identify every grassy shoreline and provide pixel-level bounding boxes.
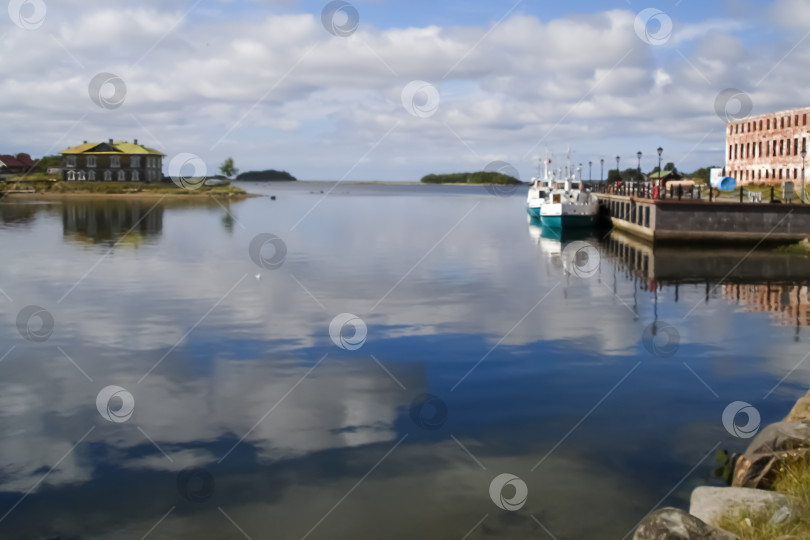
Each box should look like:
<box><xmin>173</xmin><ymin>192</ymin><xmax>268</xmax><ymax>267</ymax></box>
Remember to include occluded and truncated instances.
<box><xmin>0</xmin><ymin>180</ymin><xmax>253</xmax><ymax>198</ymax></box>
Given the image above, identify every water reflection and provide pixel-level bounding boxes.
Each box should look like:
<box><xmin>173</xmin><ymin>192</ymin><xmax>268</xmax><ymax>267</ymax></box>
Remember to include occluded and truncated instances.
<box><xmin>1</xmin><ymin>187</ymin><xmax>809</xmax><ymax>539</ymax></box>
<box><xmin>62</xmin><ymin>200</ymin><xmax>164</xmax><ymax>246</ymax></box>
<box><xmin>600</xmin><ymin>229</ymin><xmax>810</xmax><ymax>331</ymax></box>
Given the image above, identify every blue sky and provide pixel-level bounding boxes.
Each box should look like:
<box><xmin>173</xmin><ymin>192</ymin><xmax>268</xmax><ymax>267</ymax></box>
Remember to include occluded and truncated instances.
<box><xmin>1</xmin><ymin>0</ymin><xmax>808</xmax><ymax>180</ymax></box>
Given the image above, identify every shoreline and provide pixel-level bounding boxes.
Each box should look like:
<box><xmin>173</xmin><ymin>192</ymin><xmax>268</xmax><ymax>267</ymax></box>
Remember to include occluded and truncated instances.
<box><xmin>1</xmin><ymin>192</ymin><xmax>259</xmax><ymax>200</ymax></box>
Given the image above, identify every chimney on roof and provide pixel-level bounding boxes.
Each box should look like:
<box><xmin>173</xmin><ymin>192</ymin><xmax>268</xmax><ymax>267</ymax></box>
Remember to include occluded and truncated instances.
<box><xmin>109</xmin><ymin>138</ymin><xmax>114</xmax><ymax>144</ymax></box>
<box><xmin>134</xmin><ymin>139</ymin><xmax>138</xmax><ymax>145</ymax></box>
<box><xmin>83</xmin><ymin>140</ymin><xmax>87</xmax><ymax>144</ymax></box>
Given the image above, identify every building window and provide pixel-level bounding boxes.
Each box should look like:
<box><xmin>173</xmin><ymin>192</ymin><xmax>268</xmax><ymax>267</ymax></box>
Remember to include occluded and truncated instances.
<box><xmin>781</xmin><ymin>118</ymin><xmax>785</xmax><ymax>129</ymax></box>
<box><xmin>795</xmin><ymin>169</ymin><xmax>799</xmax><ymax>179</ymax></box>
<box><xmin>131</xmin><ymin>156</ymin><xmax>140</xmax><ymax>168</ymax></box>
<box><xmin>117</xmin><ymin>170</ymin><xmax>126</xmax><ymax>181</ymax></box>
<box><xmin>104</xmin><ymin>170</ymin><xmax>112</xmax><ymax>181</ymax></box>
<box><xmin>78</xmin><ymin>170</ymin><xmax>86</xmax><ymax>181</ymax></box>
<box><xmin>132</xmin><ymin>170</ymin><xmax>139</xmax><ymax>182</ymax></box>
<box><xmin>86</xmin><ymin>156</ymin><xmax>96</xmax><ymax>168</ymax></box>
<box><xmin>759</xmin><ymin>141</ymin><xmax>762</xmax><ymax>157</ymax></box>
<box><xmin>781</xmin><ymin>140</ymin><xmax>784</xmax><ymax>155</ymax></box>
<box><xmin>788</xmin><ymin>139</ymin><xmax>792</xmax><ymax>155</ymax></box>
<box><xmin>111</xmin><ymin>156</ymin><xmax>120</xmax><ymax>168</ymax></box>
<box><xmin>88</xmin><ymin>170</ymin><xmax>96</xmax><ymax>181</ymax></box>
<box><xmin>804</xmin><ymin>114</ymin><xmax>807</xmax><ymax>126</ymax></box>
<box><xmin>67</xmin><ymin>170</ymin><xmax>76</xmax><ymax>181</ymax></box>
<box><xmin>759</xmin><ymin>120</ymin><xmax>763</xmax><ymax>130</ymax></box>
<box><xmin>795</xmin><ymin>138</ymin><xmax>799</xmax><ymax>156</ymax></box>
<box><xmin>767</xmin><ymin>119</ymin><xmax>771</xmax><ymax>129</ymax></box>
<box><xmin>788</xmin><ymin>117</ymin><xmax>791</xmax><ymax>128</ymax></box>
<box><xmin>66</xmin><ymin>156</ymin><xmax>77</xmax><ymax>168</ymax></box>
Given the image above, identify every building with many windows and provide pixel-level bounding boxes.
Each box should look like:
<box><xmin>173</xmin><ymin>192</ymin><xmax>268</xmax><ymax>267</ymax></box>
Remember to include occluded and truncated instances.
<box><xmin>59</xmin><ymin>139</ymin><xmax>164</xmax><ymax>182</ymax></box>
<box><xmin>726</xmin><ymin>106</ymin><xmax>809</xmax><ymax>185</ymax></box>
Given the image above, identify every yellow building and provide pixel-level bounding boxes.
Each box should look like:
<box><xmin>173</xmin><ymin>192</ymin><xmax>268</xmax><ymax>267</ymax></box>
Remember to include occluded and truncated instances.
<box><xmin>59</xmin><ymin>139</ymin><xmax>164</xmax><ymax>182</ymax></box>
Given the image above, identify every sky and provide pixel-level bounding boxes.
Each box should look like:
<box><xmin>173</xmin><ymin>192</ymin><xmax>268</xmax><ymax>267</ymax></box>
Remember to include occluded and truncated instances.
<box><xmin>1</xmin><ymin>0</ymin><xmax>809</xmax><ymax>181</ymax></box>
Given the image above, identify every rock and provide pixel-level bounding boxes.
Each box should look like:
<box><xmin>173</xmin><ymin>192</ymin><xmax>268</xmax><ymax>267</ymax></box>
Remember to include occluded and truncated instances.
<box><xmin>689</xmin><ymin>486</ymin><xmax>790</xmax><ymax>527</ymax></box>
<box><xmin>785</xmin><ymin>389</ymin><xmax>810</xmax><ymax>422</ymax></box>
<box><xmin>732</xmin><ymin>421</ymin><xmax>810</xmax><ymax>489</ymax></box>
<box><xmin>633</xmin><ymin>507</ymin><xmax>739</xmax><ymax>540</ymax></box>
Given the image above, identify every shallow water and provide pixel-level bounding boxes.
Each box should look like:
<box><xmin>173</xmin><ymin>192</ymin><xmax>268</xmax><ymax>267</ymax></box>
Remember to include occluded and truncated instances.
<box><xmin>1</xmin><ymin>181</ymin><xmax>809</xmax><ymax>539</ymax></box>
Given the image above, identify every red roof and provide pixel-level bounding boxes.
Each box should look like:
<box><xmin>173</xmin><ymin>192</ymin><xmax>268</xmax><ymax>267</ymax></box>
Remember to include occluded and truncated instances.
<box><xmin>15</xmin><ymin>153</ymin><xmax>34</xmax><ymax>168</ymax></box>
<box><xmin>0</xmin><ymin>155</ymin><xmax>24</xmax><ymax>168</ymax></box>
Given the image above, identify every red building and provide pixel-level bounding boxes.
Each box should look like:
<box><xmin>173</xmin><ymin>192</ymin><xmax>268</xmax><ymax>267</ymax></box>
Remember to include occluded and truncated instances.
<box><xmin>726</xmin><ymin>106</ymin><xmax>810</xmax><ymax>185</ymax></box>
<box><xmin>0</xmin><ymin>153</ymin><xmax>35</xmax><ymax>174</ymax></box>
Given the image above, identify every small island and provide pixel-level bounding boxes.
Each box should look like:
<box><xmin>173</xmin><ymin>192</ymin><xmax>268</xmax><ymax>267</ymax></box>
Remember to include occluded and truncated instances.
<box><xmin>236</xmin><ymin>169</ymin><xmax>297</xmax><ymax>182</ymax></box>
<box><xmin>420</xmin><ymin>171</ymin><xmax>521</xmax><ymax>185</ymax></box>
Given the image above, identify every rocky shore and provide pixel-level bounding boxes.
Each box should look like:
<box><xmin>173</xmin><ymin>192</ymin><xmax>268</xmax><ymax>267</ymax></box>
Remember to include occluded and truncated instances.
<box><xmin>633</xmin><ymin>389</ymin><xmax>810</xmax><ymax>539</ymax></box>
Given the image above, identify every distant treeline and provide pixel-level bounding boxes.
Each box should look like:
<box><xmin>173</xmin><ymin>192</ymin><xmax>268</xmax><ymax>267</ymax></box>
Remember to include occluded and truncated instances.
<box><xmin>236</xmin><ymin>169</ymin><xmax>297</xmax><ymax>181</ymax></box>
<box><xmin>420</xmin><ymin>171</ymin><xmax>521</xmax><ymax>185</ymax></box>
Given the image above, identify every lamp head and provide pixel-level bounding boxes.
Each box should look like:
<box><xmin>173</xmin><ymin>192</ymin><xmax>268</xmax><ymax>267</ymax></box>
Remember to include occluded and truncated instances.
<box><xmin>657</xmin><ymin>147</ymin><xmax>663</xmax><ymax>157</ymax></box>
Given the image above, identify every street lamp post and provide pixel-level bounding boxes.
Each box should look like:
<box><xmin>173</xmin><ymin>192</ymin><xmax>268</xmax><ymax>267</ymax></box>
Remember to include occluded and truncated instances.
<box><xmin>657</xmin><ymin>146</ymin><xmax>663</xmax><ymax>180</ymax></box>
<box><xmin>637</xmin><ymin>151</ymin><xmax>642</xmax><ymax>176</ymax></box>
<box><xmin>589</xmin><ymin>160</ymin><xmax>592</xmax><ymax>181</ymax></box>
<box><xmin>802</xmin><ymin>146</ymin><xmax>807</xmax><ymax>204</ymax></box>
<box><xmin>600</xmin><ymin>158</ymin><xmax>604</xmax><ymax>181</ymax></box>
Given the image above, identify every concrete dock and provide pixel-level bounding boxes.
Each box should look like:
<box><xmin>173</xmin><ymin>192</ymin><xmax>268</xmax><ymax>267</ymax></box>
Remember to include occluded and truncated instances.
<box><xmin>596</xmin><ymin>193</ymin><xmax>810</xmax><ymax>245</ymax></box>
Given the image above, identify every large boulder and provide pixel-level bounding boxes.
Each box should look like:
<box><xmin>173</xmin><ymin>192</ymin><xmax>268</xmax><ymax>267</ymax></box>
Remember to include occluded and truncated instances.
<box><xmin>689</xmin><ymin>486</ymin><xmax>790</xmax><ymax>526</ymax></box>
<box><xmin>785</xmin><ymin>389</ymin><xmax>810</xmax><ymax>422</ymax></box>
<box><xmin>732</xmin><ymin>421</ymin><xmax>810</xmax><ymax>489</ymax></box>
<box><xmin>633</xmin><ymin>507</ymin><xmax>738</xmax><ymax>540</ymax></box>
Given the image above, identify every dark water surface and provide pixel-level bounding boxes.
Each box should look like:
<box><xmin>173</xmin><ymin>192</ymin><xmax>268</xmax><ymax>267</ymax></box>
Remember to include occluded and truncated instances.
<box><xmin>1</xmin><ymin>182</ymin><xmax>809</xmax><ymax>539</ymax></box>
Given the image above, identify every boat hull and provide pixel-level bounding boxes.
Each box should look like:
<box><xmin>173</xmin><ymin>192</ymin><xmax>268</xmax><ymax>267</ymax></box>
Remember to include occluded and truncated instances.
<box><xmin>541</xmin><ymin>214</ymin><xmax>596</xmax><ymax>229</ymax></box>
<box><xmin>527</xmin><ymin>205</ymin><xmax>542</xmax><ymax>218</ymax></box>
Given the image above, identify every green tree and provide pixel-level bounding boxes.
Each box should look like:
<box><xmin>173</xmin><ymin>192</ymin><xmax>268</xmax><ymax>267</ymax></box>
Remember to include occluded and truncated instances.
<box><xmin>664</xmin><ymin>162</ymin><xmax>678</xmax><ymax>173</ymax></box>
<box><xmin>220</xmin><ymin>157</ymin><xmax>238</xmax><ymax>178</ymax></box>
<box><xmin>607</xmin><ymin>169</ymin><xmax>622</xmax><ymax>183</ymax></box>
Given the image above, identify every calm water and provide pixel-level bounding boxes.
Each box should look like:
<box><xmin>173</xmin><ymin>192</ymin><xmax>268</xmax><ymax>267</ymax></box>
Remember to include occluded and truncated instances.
<box><xmin>1</xmin><ymin>182</ymin><xmax>809</xmax><ymax>539</ymax></box>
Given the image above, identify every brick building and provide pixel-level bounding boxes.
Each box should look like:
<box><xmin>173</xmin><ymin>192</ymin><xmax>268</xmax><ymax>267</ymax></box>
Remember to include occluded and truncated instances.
<box><xmin>726</xmin><ymin>106</ymin><xmax>809</xmax><ymax>185</ymax></box>
<box><xmin>59</xmin><ymin>139</ymin><xmax>164</xmax><ymax>182</ymax></box>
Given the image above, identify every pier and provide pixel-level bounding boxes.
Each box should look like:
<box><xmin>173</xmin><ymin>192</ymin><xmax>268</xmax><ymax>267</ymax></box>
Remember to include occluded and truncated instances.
<box><xmin>594</xmin><ymin>188</ymin><xmax>810</xmax><ymax>245</ymax></box>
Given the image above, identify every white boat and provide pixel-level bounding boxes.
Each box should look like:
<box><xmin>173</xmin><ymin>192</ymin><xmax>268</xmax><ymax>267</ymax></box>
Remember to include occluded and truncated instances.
<box><xmin>526</xmin><ymin>157</ymin><xmax>599</xmax><ymax>229</ymax></box>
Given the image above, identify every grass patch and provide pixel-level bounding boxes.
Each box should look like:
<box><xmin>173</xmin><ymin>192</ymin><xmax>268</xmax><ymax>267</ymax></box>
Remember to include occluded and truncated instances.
<box><xmin>714</xmin><ymin>182</ymin><xmax>810</xmax><ymax>202</ymax></box>
<box><xmin>1</xmin><ymin>180</ymin><xmax>247</xmax><ymax>196</ymax></box>
<box><xmin>715</xmin><ymin>454</ymin><xmax>810</xmax><ymax>539</ymax></box>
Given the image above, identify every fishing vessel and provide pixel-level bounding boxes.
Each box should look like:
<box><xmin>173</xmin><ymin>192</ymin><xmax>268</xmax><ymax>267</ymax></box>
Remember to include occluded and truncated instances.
<box><xmin>526</xmin><ymin>156</ymin><xmax>599</xmax><ymax>228</ymax></box>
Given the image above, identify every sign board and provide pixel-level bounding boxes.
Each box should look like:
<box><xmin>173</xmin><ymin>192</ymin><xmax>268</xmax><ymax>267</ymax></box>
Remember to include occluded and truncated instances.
<box><xmin>784</xmin><ymin>181</ymin><xmax>794</xmax><ymax>202</ymax></box>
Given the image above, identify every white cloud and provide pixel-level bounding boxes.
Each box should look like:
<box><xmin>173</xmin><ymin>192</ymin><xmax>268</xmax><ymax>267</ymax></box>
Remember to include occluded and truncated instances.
<box><xmin>0</xmin><ymin>4</ymin><xmax>806</xmax><ymax>179</ymax></box>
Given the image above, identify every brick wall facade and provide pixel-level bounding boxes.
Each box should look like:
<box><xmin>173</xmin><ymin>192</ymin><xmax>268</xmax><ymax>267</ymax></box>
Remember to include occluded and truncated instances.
<box><xmin>725</xmin><ymin>106</ymin><xmax>810</xmax><ymax>185</ymax></box>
